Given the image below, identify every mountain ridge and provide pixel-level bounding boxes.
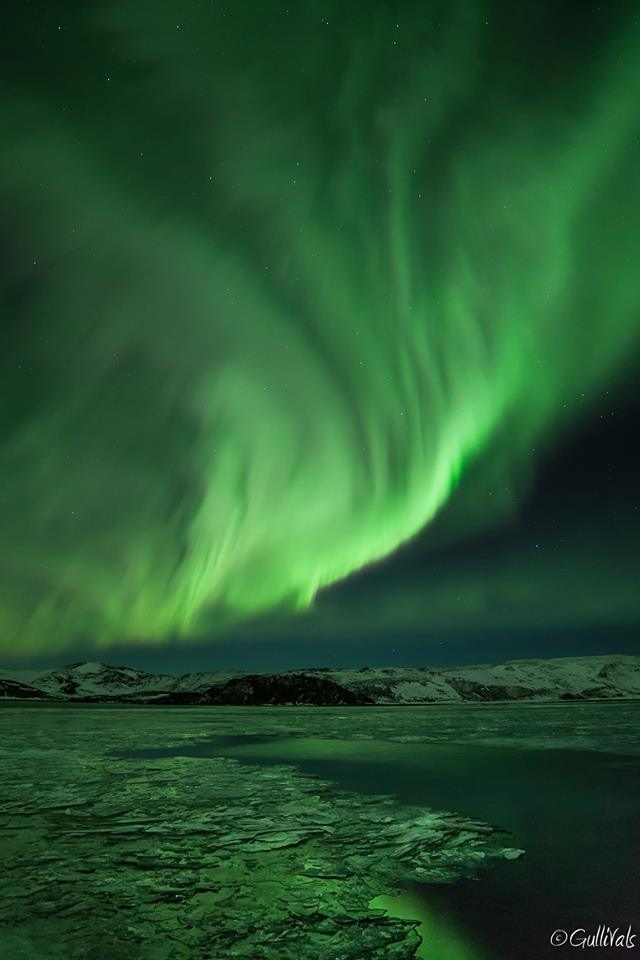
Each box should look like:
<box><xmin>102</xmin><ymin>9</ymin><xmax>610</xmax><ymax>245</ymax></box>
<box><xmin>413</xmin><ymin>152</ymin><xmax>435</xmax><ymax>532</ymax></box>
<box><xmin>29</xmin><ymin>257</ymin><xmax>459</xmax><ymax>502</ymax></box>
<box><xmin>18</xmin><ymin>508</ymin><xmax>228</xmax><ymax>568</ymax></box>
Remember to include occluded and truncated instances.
<box><xmin>1</xmin><ymin>654</ymin><xmax>639</xmax><ymax>705</ymax></box>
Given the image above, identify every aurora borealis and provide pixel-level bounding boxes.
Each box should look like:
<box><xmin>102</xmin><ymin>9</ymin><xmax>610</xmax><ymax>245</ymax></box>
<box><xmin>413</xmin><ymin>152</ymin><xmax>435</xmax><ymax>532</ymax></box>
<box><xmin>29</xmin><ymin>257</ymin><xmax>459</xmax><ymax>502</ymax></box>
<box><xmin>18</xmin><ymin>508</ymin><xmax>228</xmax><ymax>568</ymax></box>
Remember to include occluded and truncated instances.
<box><xmin>1</xmin><ymin>1</ymin><xmax>639</xmax><ymax>660</ymax></box>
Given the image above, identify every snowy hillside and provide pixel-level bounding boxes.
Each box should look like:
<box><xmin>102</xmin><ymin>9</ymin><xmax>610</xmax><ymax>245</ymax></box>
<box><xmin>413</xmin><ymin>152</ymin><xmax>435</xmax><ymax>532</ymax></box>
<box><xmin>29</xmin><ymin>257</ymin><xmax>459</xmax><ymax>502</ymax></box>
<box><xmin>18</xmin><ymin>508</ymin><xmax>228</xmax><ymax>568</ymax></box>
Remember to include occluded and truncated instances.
<box><xmin>1</xmin><ymin>655</ymin><xmax>638</xmax><ymax>703</ymax></box>
<box><xmin>2</xmin><ymin>661</ymin><xmax>175</xmax><ymax>698</ymax></box>
<box><xmin>302</xmin><ymin>655</ymin><xmax>640</xmax><ymax>703</ymax></box>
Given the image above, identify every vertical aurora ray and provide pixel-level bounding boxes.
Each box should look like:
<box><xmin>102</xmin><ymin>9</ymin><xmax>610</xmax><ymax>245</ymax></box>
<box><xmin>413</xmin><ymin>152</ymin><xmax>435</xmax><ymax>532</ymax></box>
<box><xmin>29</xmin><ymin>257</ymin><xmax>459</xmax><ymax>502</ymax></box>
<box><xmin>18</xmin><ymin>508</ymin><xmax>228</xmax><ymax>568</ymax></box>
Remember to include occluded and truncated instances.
<box><xmin>1</xmin><ymin>1</ymin><xmax>639</xmax><ymax>654</ymax></box>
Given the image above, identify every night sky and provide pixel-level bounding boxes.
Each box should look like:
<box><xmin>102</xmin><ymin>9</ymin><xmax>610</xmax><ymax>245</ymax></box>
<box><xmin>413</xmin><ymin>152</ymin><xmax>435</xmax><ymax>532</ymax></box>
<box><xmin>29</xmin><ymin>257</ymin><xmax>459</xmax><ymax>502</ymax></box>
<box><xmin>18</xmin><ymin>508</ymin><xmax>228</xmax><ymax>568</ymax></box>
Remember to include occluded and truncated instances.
<box><xmin>1</xmin><ymin>1</ymin><xmax>639</xmax><ymax>672</ymax></box>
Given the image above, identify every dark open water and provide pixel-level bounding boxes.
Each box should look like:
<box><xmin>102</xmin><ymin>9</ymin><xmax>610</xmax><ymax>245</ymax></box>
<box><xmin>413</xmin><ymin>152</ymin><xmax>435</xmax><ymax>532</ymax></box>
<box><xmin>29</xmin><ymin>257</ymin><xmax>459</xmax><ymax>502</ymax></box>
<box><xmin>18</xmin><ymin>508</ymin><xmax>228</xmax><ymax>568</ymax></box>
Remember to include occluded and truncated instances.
<box><xmin>111</xmin><ymin>701</ymin><xmax>640</xmax><ymax>960</ymax></box>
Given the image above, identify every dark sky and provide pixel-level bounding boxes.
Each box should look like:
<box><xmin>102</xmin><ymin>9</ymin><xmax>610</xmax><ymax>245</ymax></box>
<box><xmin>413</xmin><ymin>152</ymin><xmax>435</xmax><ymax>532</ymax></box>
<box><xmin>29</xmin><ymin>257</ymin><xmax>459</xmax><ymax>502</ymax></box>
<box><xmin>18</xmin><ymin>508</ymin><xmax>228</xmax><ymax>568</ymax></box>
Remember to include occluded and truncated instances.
<box><xmin>1</xmin><ymin>0</ymin><xmax>639</xmax><ymax>672</ymax></box>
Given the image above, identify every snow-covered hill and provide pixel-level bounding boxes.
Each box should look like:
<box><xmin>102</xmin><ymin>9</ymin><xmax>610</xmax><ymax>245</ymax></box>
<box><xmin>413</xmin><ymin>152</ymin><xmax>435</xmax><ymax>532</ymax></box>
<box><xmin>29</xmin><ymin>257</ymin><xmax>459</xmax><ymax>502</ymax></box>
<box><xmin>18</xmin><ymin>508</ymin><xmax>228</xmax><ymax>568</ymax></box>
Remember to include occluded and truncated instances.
<box><xmin>302</xmin><ymin>655</ymin><xmax>640</xmax><ymax>703</ymax></box>
<box><xmin>2</xmin><ymin>661</ymin><xmax>175</xmax><ymax>699</ymax></box>
<box><xmin>1</xmin><ymin>655</ymin><xmax>638</xmax><ymax>704</ymax></box>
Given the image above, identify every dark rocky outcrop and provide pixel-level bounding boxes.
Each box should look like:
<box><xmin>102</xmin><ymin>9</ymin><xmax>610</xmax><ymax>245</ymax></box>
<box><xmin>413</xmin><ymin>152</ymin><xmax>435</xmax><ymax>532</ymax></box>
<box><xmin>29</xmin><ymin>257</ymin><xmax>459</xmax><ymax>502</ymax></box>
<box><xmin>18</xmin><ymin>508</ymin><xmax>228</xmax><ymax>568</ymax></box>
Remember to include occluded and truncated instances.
<box><xmin>200</xmin><ymin>673</ymin><xmax>373</xmax><ymax>706</ymax></box>
<box><xmin>560</xmin><ymin>687</ymin><xmax>617</xmax><ymax>701</ymax></box>
<box><xmin>0</xmin><ymin>679</ymin><xmax>54</xmax><ymax>699</ymax></box>
<box><xmin>138</xmin><ymin>690</ymin><xmax>203</xmax><ymax>706</ymax></box>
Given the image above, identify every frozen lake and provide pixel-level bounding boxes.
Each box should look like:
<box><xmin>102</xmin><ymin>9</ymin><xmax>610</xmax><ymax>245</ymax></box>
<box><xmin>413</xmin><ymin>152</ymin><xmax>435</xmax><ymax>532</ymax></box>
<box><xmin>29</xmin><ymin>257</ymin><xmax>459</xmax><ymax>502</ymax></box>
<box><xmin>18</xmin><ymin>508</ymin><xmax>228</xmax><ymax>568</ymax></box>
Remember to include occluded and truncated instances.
<box><xmin>1</xmin><ymin>701</ymin><xmax>638</xmax><ymax>959</ymax></box>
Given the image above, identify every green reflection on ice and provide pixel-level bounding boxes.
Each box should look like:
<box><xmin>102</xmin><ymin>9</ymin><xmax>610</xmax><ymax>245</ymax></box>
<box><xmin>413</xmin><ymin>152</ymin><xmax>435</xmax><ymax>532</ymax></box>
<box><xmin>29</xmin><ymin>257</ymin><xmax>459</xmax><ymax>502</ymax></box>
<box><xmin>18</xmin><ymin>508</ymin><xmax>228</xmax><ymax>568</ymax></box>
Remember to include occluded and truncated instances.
<box><xmin>370</xmin><ymin>891</ymin><xmax>486</xmax><ymax>960</ymax></box>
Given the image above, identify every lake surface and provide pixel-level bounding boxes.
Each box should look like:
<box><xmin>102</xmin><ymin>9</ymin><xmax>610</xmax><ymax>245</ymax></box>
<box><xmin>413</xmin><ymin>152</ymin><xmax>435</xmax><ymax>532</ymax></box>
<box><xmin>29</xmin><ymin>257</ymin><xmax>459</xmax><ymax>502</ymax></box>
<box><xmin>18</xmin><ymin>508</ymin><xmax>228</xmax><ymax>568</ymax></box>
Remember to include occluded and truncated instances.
<box><xmin>1</xmin><ymin>701</ymin><xmax>638</xmax><ymax>959</ymax></box>
<box><xmin>231</xmin><ymin>740</ymin><xmax>639</xmax><ymax>960</ymax></box>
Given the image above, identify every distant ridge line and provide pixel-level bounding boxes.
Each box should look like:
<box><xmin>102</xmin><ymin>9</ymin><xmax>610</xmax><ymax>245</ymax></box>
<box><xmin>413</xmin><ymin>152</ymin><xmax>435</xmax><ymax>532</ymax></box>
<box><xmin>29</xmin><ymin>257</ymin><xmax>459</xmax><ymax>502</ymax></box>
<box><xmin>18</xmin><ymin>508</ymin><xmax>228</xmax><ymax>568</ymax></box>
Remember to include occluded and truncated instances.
<box><xmin>1</xmin><ymin>655</ymin><xmax>639</xmax><ymax>706</ymax></box>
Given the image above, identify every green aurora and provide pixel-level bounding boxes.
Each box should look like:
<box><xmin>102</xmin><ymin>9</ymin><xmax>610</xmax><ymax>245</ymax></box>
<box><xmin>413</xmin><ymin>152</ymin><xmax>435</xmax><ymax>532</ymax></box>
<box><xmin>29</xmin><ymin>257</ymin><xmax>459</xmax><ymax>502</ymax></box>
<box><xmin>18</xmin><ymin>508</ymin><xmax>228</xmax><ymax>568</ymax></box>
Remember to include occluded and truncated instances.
<box><xmin>1</xmin><ymin>1</ymin><xmax>639</xmax><ymax>655</ymax></box>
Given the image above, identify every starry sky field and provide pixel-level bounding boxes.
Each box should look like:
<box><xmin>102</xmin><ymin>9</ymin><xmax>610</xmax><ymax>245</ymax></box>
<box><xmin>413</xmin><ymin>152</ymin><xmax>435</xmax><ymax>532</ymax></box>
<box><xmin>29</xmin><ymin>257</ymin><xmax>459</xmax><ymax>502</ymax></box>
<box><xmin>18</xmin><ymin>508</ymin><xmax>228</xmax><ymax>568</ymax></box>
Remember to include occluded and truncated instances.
<box><xmin>1</xmin><ymin>0</ymin><xmax>639</xmax><ymax>671</ymax></box>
